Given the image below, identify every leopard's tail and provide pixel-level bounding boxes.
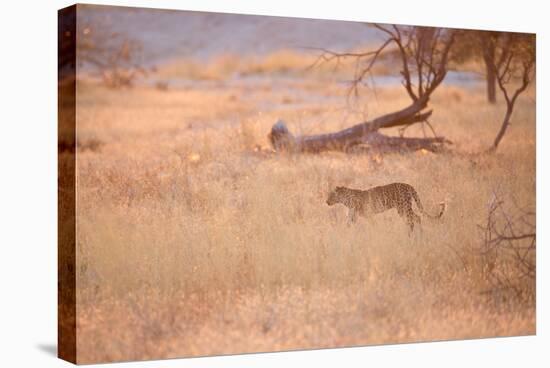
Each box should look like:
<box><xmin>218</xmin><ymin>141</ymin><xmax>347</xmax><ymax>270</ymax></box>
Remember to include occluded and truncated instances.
<box><xmin>411</xmin><ymin>189</ymin><xmax>445</xmax><ymax>219</ymax></box>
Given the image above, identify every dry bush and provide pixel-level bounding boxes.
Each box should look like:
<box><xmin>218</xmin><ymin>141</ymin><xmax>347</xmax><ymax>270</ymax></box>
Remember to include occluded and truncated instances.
<box><xmin>478</xmin><ymin>193</ymin><xmax>535</xmax><ymax>305</ymax></box>
<box><xmin>77</xmin><ymin>9</ymin><xmax>145</xmax><ymax>88</ymax></box>
<box><xmin>77</xmin><ymin>137</ymin><xmax>104</xmax><ymax>152</ymax></box>
<box><xmin>242</xmin><ymin>50</ymin><xmax>311</xmax><ymax>75</ymax></box>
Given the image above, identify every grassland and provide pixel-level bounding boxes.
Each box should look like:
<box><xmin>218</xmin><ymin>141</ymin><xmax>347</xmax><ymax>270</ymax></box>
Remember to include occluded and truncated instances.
<box><xmin>69</xmin><ymin>52</ymin><xmax>535</xmax><ymax>363</ymax></box>
<box><xmin>153</xmin><ymin>48</ymin><xmax>394</xmax><ymax>82</ymax></box>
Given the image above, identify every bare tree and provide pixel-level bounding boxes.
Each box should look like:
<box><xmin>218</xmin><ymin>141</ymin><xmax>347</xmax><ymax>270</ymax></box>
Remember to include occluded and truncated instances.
<box><xmin>452</xmin><ymin>30</ymin><xmax>500</xmax><ymax>104</ymax></box>
<box><xmin>77</xmin><ymin>19</ymin><xmax>146</xmax><ymax>88</ymax></box>
<box><xmin>487</xmin><ymin>33</ymin><xmax>535</xmax><ymax>151</ymax></box>
<box><xmin>269</xmin><ymin>25</ymin><xmax>455</xmax><ymax>154</ymax></box>
<box><xmin>479</xmin><ymin>193</ymin><xmax>535</xmax><ymax>304</ymax></box>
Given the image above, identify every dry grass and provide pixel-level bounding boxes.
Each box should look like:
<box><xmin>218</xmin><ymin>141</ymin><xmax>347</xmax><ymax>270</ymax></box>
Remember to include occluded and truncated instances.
<box><xmin>155</xmin><ymin>48</ymin><xmax>394</xmax><ymax>82</ymax></box>
<box><xmin>72</xmin><ymin>57</ymin><xmax>535</xmax><ymax>363</ymax></box>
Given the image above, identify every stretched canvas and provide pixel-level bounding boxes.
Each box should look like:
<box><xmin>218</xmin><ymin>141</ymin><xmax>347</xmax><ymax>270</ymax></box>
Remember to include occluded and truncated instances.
<box><xmin>58</xmin><ymin>4</ymin><xmax>536</xmax><ymax>364</ymax></box>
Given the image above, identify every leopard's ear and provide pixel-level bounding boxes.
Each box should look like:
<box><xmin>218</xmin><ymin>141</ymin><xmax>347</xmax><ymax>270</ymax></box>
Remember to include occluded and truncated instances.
<box><xmin>335</xmin><ymin>186</ymin><xmax>344</xmax><ymax>191</ymax></box>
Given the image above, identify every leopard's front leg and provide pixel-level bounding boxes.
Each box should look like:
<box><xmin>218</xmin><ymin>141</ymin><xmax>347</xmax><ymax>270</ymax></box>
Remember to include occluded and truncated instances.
<box><xmin>347</xmin><ymin>208</ymin><xmax>357</xmax><ymax>225</ymax></box>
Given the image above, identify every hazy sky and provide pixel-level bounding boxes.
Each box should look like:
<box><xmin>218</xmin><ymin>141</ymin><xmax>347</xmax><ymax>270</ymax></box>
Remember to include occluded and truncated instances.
<box><xmin>78</xmin><ymin>4</ymin><xmax>383</xmax><ymax>63</ymax></box>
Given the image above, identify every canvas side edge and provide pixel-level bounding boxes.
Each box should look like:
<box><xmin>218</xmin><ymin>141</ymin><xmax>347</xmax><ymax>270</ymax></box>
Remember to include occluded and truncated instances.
<box><xmin>58</xmin><ymin>4</ymin><xmax>77</xmax><ymax>364</ymax></box>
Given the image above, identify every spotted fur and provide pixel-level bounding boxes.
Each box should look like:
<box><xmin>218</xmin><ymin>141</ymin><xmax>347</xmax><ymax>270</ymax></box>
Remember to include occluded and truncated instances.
<box><xmin>326</xmin><ymin>182</ymin><xmax>445</xmax><ymax>233</ymax></box>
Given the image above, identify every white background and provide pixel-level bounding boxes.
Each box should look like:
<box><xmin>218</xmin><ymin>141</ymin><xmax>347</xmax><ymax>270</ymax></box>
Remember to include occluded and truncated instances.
<box><xmin>0</xmin><ymin>0</ymin><xmax>547</xmax><ymax>366</ymax></box>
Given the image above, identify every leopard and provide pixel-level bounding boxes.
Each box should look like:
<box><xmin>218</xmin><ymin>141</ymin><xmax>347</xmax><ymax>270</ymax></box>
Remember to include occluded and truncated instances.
<box><xmin>326</xmin><ymin>182</ymin><xmax>445</xmax><ymax>233</ymax></box>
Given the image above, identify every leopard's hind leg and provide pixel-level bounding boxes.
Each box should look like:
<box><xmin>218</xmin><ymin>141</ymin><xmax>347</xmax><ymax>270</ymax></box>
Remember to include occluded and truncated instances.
<box><xmin>347</xmin><ymin>208</ymin><xmax>358</xmax><ymax>226</ymax></box>
<box><xmin>399</xmin><ymin>201</ymin><xmax>421</xmax><ymax>235</ymax></box>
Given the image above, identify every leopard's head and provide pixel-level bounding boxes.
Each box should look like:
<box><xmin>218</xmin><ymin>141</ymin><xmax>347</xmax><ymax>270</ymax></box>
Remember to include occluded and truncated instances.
<box><xmin>326</xmin><ymin>186</ymin><xmax>346</xmax><ymax>206</ymax></box>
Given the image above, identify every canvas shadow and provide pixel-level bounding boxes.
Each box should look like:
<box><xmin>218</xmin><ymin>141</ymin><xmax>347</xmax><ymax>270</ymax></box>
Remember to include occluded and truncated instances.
<box><xmin>36</xmin><ymin>343</ymin><xmax>57</xmax><ymax>357</ymax></box>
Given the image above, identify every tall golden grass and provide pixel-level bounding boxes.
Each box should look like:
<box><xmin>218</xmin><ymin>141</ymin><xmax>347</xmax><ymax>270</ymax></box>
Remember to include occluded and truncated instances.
<box><xmin>72</xmin><ymin>58</ymin><xmax>535</xmax><ymax>362</ymax></box>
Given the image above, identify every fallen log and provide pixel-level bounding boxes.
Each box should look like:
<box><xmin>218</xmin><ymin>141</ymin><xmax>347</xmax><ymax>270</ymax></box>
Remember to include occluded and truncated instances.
<box><xmin>267</xmin><ymin>26</ymin><xmax>458</xmax><ymax>154</ymax></box>
<box><xmin>268</xmin><ymin>97</ymin><xmax>450</xmax><ymax>153</ymax></box>
<box><xmin>346</xmin><ymin>131</ymin><xmax>451</xmax><ymax>153</ymax></box>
